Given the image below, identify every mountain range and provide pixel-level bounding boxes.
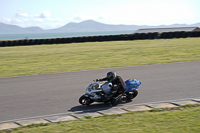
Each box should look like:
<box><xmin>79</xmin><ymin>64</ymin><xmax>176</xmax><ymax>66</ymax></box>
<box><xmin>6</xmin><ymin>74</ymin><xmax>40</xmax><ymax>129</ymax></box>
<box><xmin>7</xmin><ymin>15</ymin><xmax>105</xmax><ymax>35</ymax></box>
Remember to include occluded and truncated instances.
<box><xmin>1</xmin><ymin>20</ymin><xmax>200</xmax><ymax>34</ymax></box>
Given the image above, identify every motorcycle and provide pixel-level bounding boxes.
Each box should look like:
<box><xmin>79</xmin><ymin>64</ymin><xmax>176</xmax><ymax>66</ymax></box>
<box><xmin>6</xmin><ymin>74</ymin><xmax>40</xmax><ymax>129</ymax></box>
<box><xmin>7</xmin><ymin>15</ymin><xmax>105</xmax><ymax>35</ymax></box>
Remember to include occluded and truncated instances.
<box><xmin>79</xmin><ymin>78</ymin><xmax>141</xmax><ymax>106</ymax></box>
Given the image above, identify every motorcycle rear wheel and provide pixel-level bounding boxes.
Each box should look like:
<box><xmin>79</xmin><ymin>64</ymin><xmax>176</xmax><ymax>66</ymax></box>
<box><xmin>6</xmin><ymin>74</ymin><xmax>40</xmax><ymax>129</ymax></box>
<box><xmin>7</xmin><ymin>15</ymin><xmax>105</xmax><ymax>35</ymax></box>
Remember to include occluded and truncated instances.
<box><xmin>127</xmin><ymin>89</ymin><xmax>138</xmax><ymax>100</ymax></box>
<box><xmin>79</xmin><ymin>95</ymin><xmax>94</xmax><ymax>105</ymax></box>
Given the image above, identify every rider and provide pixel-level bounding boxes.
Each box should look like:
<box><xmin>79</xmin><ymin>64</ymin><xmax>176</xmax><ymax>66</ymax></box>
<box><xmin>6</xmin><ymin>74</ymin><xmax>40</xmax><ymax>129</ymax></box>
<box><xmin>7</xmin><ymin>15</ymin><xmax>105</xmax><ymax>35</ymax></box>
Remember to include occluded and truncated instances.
<box><xmin>96</xmin><ymin>71</ymin><xmax>126</xmax><ymax>100</ymax></box>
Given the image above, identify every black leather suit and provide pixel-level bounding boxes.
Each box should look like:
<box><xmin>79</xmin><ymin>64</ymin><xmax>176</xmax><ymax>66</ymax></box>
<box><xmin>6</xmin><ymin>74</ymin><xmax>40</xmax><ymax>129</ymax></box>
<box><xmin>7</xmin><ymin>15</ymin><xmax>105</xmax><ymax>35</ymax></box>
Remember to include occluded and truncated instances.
<box><xmin>99</xmin><ymin>75</ymin><xmax>126</xmax><ymax>97</ymax></box>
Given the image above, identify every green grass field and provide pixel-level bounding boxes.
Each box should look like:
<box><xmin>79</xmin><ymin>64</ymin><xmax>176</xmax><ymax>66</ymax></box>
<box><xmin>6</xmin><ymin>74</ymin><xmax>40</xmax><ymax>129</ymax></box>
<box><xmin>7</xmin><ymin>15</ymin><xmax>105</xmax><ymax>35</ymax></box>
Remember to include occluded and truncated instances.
<box><xmin>2</xmin><ymin>104</ymin><xmax>200</xmax><ymax>133</ymax></box>
<box><xmin>0</xmin><ymin>37</ymin><xmax>200</xmax><ymax>78</ymax></box>
<box><xmin>1</xmin><ymin>38</ymin><xmax>200</xmax><ymax>132</ymax></box>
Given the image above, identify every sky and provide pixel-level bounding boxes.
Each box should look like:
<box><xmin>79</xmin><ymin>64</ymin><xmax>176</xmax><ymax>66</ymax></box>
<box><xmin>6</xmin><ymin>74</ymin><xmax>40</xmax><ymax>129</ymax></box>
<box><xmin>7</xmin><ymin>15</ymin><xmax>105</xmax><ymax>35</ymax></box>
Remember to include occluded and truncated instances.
<box><xmin>0</xmin><ymin>0</ymin><xmax>200</xmax><ymax>29</ymax></box>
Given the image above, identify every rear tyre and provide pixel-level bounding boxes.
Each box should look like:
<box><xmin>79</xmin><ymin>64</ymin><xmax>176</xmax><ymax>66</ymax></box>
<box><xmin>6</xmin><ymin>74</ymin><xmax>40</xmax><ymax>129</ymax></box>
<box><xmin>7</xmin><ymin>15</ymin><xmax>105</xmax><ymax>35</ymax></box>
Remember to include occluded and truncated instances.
<box><xmin>127</xmin><ymin>89</ymin><xmax>138</xmax><ymax>100</ymax></box>
<box><xmin>79</xmin><ymin>95</ymin><xmax>94</xmax><ymax>105</ymax></box>
<box><xmin>132</xmin><ymin>89</ymin><xmax>138</xmax><ymax>99</ymax></box>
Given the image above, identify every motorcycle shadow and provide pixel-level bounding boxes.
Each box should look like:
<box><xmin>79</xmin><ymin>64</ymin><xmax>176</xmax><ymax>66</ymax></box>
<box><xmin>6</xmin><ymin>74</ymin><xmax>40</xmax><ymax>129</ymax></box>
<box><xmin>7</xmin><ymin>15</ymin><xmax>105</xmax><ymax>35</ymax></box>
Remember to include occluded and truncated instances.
<box><xmin>68</xmin><ymin>100</ymin><xmax>132</xmax><ymax>112</ymax></box>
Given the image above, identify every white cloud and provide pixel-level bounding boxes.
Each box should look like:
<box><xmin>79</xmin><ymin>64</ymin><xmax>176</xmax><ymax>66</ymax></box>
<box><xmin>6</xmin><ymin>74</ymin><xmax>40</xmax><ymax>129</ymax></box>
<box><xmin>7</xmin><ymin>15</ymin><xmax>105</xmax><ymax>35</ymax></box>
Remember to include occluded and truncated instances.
<box><xmin>15</xmin><ymin>12</ymin><xmax>29</xmax><ymax>18</ymax></box>
<box><xmin>33</xmin><ymin>11</ymin><xmax>51</xmax><ymax>19</ymax></box>
<box><xmin>40</xmin><ymin>11</ymin><xmax>51</xmax><ymax>18</ymax></box>
<box><xmin>14</xmin><ymin>10</ymin><xmax>51</xmax><ymax>19</ymax></box>
<box><xmin>1</xmin><ymin>18</ymin><xmax>11</xmax><ymax>24</ymax></box>
<box><xmin>1</xmin><ymin>10</ymin><xmax>64</xmax><ymax>29</ymax></box>
<box><xmin>68</xmin><ymin>13</ymin><xmax>104</xmax><ymax>22</ymax></box>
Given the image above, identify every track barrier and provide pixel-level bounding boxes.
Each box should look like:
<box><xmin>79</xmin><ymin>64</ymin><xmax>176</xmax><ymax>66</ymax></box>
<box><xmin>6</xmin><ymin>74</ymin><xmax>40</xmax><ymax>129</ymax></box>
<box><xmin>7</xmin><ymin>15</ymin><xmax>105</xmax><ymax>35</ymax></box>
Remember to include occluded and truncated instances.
<box><xmin>1</xmin><ymin>31</ymin><xmax>200</xmax><ymax>47</ymax></box>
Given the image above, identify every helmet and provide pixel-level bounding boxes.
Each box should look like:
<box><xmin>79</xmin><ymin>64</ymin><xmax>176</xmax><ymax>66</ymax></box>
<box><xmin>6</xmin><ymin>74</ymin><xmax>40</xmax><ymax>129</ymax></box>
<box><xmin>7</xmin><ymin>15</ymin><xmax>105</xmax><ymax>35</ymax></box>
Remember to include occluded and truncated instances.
<box><xmin>106</xmin><ymin>71</ymin><xmax>116</xmax><ymax>81</ymax></box>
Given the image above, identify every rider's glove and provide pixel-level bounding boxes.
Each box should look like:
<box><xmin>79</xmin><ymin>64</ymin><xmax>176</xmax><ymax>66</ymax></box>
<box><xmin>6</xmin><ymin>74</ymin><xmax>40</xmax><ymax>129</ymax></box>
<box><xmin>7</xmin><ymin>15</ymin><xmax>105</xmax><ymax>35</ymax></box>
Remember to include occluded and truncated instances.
<box><xmin>96</xmin><ymin>79</ymin><xmax>102</xmax><ymax>82</ymax></box>
<box><xmin>96</xmin><ymin>79</ymin><xmax>103</xmax><ymax>82</ymax></box>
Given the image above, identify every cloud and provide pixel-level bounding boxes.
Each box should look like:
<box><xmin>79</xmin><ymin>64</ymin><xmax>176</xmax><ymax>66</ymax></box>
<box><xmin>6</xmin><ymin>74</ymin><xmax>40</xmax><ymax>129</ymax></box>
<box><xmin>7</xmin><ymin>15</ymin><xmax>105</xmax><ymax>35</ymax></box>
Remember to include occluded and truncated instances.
<box><xmin>33</xmin><ymin>11</ymin><xmax>51</xmax><ymax>19</ymax></box>
<box><xmin>40</xmin><ymin>11</ymin><xmax>51</xmax><ymax>18</ymax></box>
<box><xmin>68</xmin><ymin>13</ymin><xmax>104</xmax><ymax>21</ymax></box>
<box><xmin>14</xmin><ymin>10</ymin><xmax>51</xmax><ymax>19</ymax></box>
<box><xmin>0</xmin><ymin>10</ymin><xmax>64</xmax><ymax>29</ymax></box>
<box><xmin>15</xmin><ymin>12</ymin><xmax>29</xmax><ymax>18</ymax></box>
<box><xmin>71</xmin><ymin>13</ymin><xmax>90</xmax><ymax>21</ymax></box>
<box><xmin>1</xmin><ymin>18</ymin><xmax>11</xmax><ymax>24</ymax></box>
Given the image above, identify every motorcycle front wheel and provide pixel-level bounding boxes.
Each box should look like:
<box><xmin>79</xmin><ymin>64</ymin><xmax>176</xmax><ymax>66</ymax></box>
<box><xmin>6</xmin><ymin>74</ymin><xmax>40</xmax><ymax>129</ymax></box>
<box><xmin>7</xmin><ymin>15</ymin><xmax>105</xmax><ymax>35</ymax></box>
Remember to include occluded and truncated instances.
<box><xmin>79</xmin><ymin>95</ymin><xmax>94</xmax><ymax>105</ymax></box>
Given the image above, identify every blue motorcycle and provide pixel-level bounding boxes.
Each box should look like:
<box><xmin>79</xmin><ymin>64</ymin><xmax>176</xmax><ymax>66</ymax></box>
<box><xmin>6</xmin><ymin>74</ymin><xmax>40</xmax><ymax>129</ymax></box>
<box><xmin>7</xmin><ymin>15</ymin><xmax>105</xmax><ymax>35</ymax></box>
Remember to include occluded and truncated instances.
<box><xmin>79</xmin><ymin>79</ymin><xmax>141</xmax><ymax>106</ymax></box>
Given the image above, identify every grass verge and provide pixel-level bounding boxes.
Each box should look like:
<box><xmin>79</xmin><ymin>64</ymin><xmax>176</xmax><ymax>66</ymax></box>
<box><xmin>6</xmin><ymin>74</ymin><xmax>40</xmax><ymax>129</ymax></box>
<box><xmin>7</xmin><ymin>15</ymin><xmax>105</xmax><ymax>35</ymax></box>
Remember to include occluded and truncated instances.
<box><xmin>0</xmin><ymin>37</ymin><xmax>200</xmax><ymax>78</ymax></box>
<box><xmin>1</xmin><ymin>104</ymin><xmax>200</xmax><ymax>133</ymax></box>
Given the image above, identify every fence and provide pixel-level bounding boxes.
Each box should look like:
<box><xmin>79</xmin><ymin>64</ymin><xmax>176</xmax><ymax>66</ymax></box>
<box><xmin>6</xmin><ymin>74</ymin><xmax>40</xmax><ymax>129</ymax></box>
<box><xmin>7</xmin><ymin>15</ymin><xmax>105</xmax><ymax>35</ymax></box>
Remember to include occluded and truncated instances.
<box><xmin>0</xmin><ymin>31</ymin><xmax>200</xmax><ymax>47</ymax></box>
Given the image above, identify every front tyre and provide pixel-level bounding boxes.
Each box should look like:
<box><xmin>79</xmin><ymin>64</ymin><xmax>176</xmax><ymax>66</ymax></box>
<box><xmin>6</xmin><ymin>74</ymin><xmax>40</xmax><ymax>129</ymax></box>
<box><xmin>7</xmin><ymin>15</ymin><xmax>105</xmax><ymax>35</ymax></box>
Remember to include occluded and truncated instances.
<box><xmin>110</xmin><ymin>98</ymin><xmax>117</xmax><ymax>106</ymax></box>
<box><xmin>79</xmin><ymin>95</ymin><xmax>94</xmax><ymax>105</ymax></box>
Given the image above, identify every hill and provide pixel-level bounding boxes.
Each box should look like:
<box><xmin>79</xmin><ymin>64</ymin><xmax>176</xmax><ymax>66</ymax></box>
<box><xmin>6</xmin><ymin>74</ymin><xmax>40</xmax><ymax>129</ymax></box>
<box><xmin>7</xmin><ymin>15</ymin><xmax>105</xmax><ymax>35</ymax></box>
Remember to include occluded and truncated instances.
<box><xmin>1</xmin><ymin>20</ymin><xmax>200</xmax><ymax>34</ymax></box>
<box><xmin>47</xmin><ymin>20</ymin><xmax>143</xmax><ymax>33</ymax></box>
<box><xmin>0</xmin><ymin>23</ymin><xmax>44</xmax><ymax>34</ymax></box>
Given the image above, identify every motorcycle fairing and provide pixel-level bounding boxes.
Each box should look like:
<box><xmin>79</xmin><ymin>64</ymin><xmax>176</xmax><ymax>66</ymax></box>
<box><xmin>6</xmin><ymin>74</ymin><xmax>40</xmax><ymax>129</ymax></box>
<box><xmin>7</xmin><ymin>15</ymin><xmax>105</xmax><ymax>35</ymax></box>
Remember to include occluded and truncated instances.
<box><xmin>101</xmin><ymin>82</ymin><xmax>112</xmax><ymax>94</ymax></box>
<box><xmin>125</xmin><ymin>79</ymin><xmax>141</xmax><ymax>92</ymax></box>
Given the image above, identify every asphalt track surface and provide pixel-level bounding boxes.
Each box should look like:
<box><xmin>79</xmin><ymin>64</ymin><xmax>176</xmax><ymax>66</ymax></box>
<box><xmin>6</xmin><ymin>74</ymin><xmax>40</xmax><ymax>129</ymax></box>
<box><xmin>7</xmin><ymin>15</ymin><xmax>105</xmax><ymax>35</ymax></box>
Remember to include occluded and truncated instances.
<box><xmin>0</xmin><ymin>61</ymin><xmax>200</xmax><ymax>122</ymax></box>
